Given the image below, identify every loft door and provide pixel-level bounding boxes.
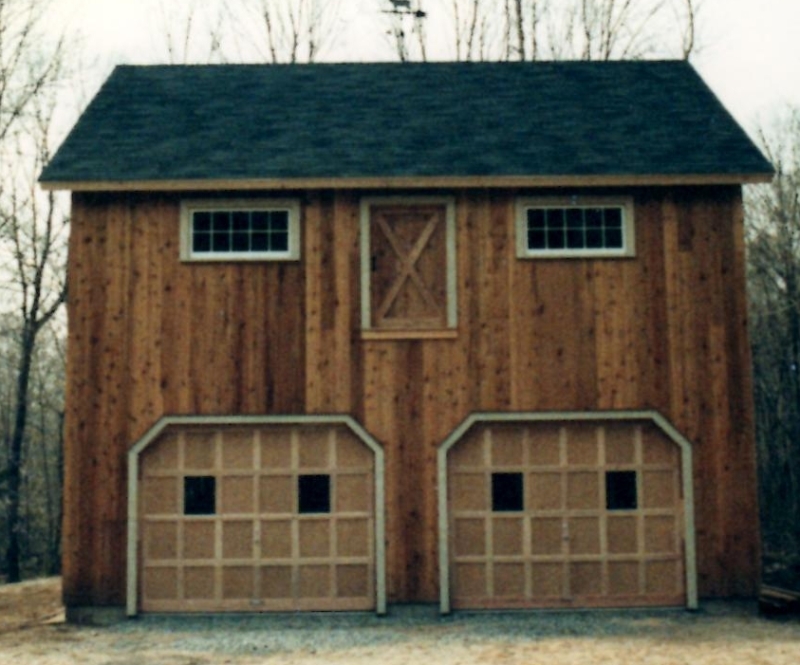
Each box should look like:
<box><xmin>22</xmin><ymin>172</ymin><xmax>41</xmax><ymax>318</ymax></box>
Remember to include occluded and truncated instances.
<box><xmin>361</xmin><ymin>199</ymin><xmax>456</xmax><ymax>332</ymax></box>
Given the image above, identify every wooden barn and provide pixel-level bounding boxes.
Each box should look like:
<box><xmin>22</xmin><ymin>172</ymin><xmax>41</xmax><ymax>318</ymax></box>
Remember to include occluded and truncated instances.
<box><xmin>40</xmin><ymin>61</ymin><xmax>773</xmax><ymax>621</ymax></box>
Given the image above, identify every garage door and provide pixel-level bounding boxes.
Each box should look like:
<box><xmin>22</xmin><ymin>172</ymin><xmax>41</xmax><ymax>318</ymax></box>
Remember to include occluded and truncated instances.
<box><xmin>446</xmin><ymin>420</ymin><xmax>686</xmax><ymax>609</ymax></box>
<box><xmin>138</xmin><ymin>423</ymin><xmax>376</xmax><ymax>612</ymax></box>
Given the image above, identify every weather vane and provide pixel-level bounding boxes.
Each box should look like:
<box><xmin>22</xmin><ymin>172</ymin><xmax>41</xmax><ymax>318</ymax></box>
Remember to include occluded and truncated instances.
<box><xmin>383</xmin><ymin>0</ymin><xmax>426</xmax><ymax>19</ymax></box>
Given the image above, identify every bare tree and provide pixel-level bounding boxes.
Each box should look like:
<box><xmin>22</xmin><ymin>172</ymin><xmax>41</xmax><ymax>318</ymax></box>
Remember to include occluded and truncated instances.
<box><xmin>245</xmin><ymin>0</ymin><xmax>339</xmax><ymax>63</ymax></box>
<box><xmin>444</xmin><ymin>0</ymin><xmax>701</xmax><ymax>62</ymax></box>
<box><xmin>0</xmin><ymin>0</ymin><xmax>69</xmax><ymax>583</ymax></box>
<box><xmin>154</xmin><ymin>0</ymin><xmax>341</xmax><ymax>64</ymax></box>
<box><xmin>746</xmin><ymin>108</ymin><xmax>800</xmax><ymax>583</ymax></box>
<box><xmin>156</xmin><ymin>0</ymin><xmax>228</xmax><ymax>64</ymax></box>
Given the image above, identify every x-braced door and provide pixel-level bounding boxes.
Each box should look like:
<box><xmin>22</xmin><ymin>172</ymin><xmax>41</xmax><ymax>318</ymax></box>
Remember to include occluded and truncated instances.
<box><xmin>362</xmin><ymin>202</ymin><xmax>455</xmax><ymax>331</ymax></box>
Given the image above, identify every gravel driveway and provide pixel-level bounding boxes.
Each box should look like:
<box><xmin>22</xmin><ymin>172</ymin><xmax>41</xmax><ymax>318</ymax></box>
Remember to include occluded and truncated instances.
<box><xmin>2</xmin><ymin>579</ymin><xmax>799</xmax><ymax>664</ymax></box>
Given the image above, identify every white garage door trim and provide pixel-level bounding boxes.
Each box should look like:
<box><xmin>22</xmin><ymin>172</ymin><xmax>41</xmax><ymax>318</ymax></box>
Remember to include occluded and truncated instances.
<box><xmin>437</xmin><ymin>410</ymin><xmax>697</xmax><ymax>614</ymax></box>
<box><xmin>127</xmin><ymin>414</ymin><xmax>386</xmax><ymax>617</ymax></box>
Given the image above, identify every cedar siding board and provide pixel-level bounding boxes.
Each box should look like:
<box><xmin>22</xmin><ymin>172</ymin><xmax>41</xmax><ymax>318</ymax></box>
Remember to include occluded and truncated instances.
<box><xmin>63</xmin><ymin>186</ymin><xmax>759</xmax><ymax>608</ymax></box>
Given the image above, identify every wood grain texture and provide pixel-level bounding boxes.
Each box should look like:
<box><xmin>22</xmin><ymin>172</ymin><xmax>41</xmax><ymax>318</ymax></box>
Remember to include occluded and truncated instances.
<box><xmin>63</xmin><ymin>185</ymin><xmax>759</xmax><ymax>608</ymax></box>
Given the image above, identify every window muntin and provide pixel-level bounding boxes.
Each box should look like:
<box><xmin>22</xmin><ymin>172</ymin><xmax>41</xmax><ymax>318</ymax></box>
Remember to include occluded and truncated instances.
<box><xmin>516</xmin><ymin>197</ymin><xmax>634</xmax><ymax>258</ymax></box>
<box><xmin>181</xmin><ymin>199</ymin><xmax>300</xmax><ymax>261</ymax></box>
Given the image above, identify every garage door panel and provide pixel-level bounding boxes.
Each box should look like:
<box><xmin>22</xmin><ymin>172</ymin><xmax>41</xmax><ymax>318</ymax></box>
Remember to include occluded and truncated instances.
<box><xmin>183</xmin><ymin>521</ymin><xmax>215</xmax><ymax>559</ymax></box>
<box><xmin>531</xmin><ymin>562</ymin><xmax>564</xmax><ymax>596</ymax></box>
<box><xmin>336</xmin><ymin>474</ymin><xmax>372</xmax><ymax>512</ymax></box>
<box><xmin>450</xmin><ymin>430</ymin><xmax>485</xmax><ymax>467</ymax></box>
<box><xmin>566</xmin><ymin>425</ymin><xmax>599</xmax><ymax>465</ymax></box>
<box><xmin>139</xmin><ymin>423</ymin><xmax>377</xmax><ymax>613</ymax></box>
<box><xmin>336</xmin><ymin>435</ymin><xmax>372</xmax><ymax>467</ymax></box>
<box><xmin>528</xmin><ymin>425</ymin><xmax>561</xmax><ymax>465</ymax></box>
<box><xmin>605</xmin><ymin>427</ymin><xmax>636</xmax><ymax>464</ymax></box>
<box><xmin>221</xmin><ymin>477</ymin><xmax>255</xmax><ymax>513</ymax></box>
<box><xmin>183</xmin><ymin>432</ymin><xmax>216</xmax><ymax>469</ymax></box>
<box><xmin>223</xmin><ymin>566</ymin><xmax>254</xmax><ymax>599</ymax></box>
<box><xmin>222</xmin><ymin>521</ymin><xmax>253</xmax><ymax>559</ymax></box>
<box><xmin>608</xmin><ymin>561</ymin><xmax>640</xmax><ymax>595</ymax></box>
<box><xmin>645</xmin><ymin>560</ymin><xmax>681</xmax><ymax>594</ymax></box>
<box><xmin>607</xmin><ymin>516</ymin><xmax>638</xmax><ymax>554</ymax></box>
<box><xmin>298</xmin><ymin>565</ymin><xmax>331</xmax><ymax>597</ymax></box>
<box><xmin>260</xmin><ymin>431</ymin><xmax>292</xmax><ymax>468</ymax></box>
<box><xmin>451</xmin><ymin>473</ymin><xmax>486</xmax><ymax>510</ymax></box>
<box><xmin>144</xmin><ymin>522</ymin><xmax>178</xmax><ymax>560</ymax></box>
<box><xmin>642</xmin><ymin>426</ymin><xmax>679</xmax><ymax>464</ymax></box>
<box><xmin>298</xmin><ymin>428</ymin><xmax>331</xmax><ymax>468</ymax></box>
<box><xmin>221</xmin><ymin>431</ymin><xmax>255</xmax><ymax>469</ymax></box>
<box><xmin>454</xmin><ymin>563</ymin><xmax>486</xmax><ymax>597</ymax></box>
<box><xmin>569</xmin><ymin>517</ymin><xmax>601</xmax><ymax>555</ymax></box>
<box><xmin>143</xmin><ymin>567</ymin><xmax>178</xmax><ymax>601</ymax></box>
<box><xmin>528</xmin><ymin>472</ymin><xmax>561</xmax><ymax>510</ymax></box>
<box><xmin>142</xmin><ymin>477</ymin><xmax>179</xmax><ymax>514</ymax></box>
<box><xmin>531</xmin><ymin>518</ymin><xmax>562</xmax><ymax>555</ymax></box>
<box><xmin>184</xmin><ymin>566</ymin><xmax>215</xmax><ymax>600</ymax></box>
<box><xmin>567</xmin><ymin>472</ymin><xmax>599</xmax><ymax>509</ymax></box>
<box><xmin>261</xmin><ymin>565</ymin><xmax>293</xmax><ymax>598</ymax></box>
<box><xmin>336</xmin><ymin>565</ymin><xmax>370</xmax><ymax>598</ymax></box>
<box><xmin>570</xmin><ymin>562</ymin><xmax>602</xmax><ymax>595</ymax></box>
<box><xmin>493</xmin><ymin>518</ymin><xmax>524</xmax><ymax>555</ymax></box>
<box><xmin>299</xmin><ymin>520</ymin><xmax>331</xmax><ymax>558</ymax></box>
<box><xmin>494</xmin><ymin>563</ymin><xmax>525</xmax><ymax>597</ymax></box>
<box><xmin>642</xmin><ymin>470</ymin><xmax>678</xmax><ymax>508</ymax></box>
<box><xmin>259</xmin><ymin>476</ymin><xmax>293</xmax><ymax>513</ymax></box>
<box><xmin>489</xmin><ymin>426</ymin><xmax>525</xmax><ymax>466</ymax></box>
<box><xmin>146</xmin><ymin>433</ymin><xmax>179</xmax><ymax>470</ymax></box>
<box><xmin>337</xmin><ymin>519</ymin><xmax>370</xmax><ymax>557</ymax></box>
<box><xmin>261</xmin><ymin>521</ymin><xmax>292</xmax><ymax>557</ymax></box>
<box><xmin>454</xmin><ymin>518</ymin><xmax>485</xmax><ymax>556</ymax></box>
<box><xmin>448</xmin><ymin>420</ymin><xmax>686</xmax><ymax>609</ymax></box>
<box><xmin>644</xmin><ymin>516</ymin><xmax>678</xmax><ymax>553</ymax></box>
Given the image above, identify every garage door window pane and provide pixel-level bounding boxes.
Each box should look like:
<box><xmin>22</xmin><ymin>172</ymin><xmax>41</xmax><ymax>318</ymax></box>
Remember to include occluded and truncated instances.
<box><xmin>184</xmin><ymin>476</ymin><xmax>216</xmax><ymax>515</ymax></box>
<box><xmin>606</xmin><ymin>471</ymin><xmax>637</xmax><ymax>511</ymax></box>
<box><xmin>298</xmin><ymin>474</ymin><xmax>331</xmax><ymax>514</ymax></box>
<box><xmin>492</xmin><ymin>473</ymin><xmax>524</xmax><ymax>512</ymax></box>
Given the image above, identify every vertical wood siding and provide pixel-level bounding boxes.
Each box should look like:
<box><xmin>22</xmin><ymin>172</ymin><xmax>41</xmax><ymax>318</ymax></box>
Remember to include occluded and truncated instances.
<box><xmin>63</xmin><ymin>186</ymin><xmax>758</xmax><ymax>607</ymax></box>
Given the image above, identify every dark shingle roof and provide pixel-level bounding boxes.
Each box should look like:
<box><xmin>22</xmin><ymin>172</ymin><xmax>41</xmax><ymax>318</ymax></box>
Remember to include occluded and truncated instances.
<box><xmin>39</xmin><ymin>61</ymin><xmax>772</xmax><ymax>186</ymax></box>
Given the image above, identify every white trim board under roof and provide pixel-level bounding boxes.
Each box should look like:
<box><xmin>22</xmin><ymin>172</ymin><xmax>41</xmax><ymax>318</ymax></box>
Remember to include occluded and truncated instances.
<box><xmin>41</xmin><ymin>173</ymin><xmax>772</xmax><ymax>192</ymax></box>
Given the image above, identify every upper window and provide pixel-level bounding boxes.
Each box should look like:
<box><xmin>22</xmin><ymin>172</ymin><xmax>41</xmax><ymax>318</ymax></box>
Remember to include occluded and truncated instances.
<box><xmin>180</xmin><ymin>199</ymin><xmax>300</xmax><ymax>261</ymax></box>
<box><xmin>516</xmin><ymin>197</ymin><xmax>635</xmax><ymax>258</ymax></box>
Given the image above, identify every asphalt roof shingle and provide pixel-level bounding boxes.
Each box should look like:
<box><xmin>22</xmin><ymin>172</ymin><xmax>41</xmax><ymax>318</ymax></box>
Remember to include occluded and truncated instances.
<box><xmin>39</xmin><ymin>60</ymin><xmax>773</xmax><ymax>185</ymax></box>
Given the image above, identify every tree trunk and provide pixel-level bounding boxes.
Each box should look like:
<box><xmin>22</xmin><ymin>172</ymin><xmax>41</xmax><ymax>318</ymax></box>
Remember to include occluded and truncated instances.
<box><xmin>5</xmin><ymin>324</ymin><xmax>35</xmax><ymax>583</ymax></box>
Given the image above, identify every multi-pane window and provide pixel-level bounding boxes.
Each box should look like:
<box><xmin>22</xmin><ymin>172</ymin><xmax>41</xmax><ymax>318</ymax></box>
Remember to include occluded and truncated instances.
<box><xmin>516</xmin><ymin>198</ymin><xmax>634</xmax><ymax>258</ymax></box>
<box><xmin>181</xmin><ymin>200</ymin><xmax>300</xmax><ymax>261</ymax></box>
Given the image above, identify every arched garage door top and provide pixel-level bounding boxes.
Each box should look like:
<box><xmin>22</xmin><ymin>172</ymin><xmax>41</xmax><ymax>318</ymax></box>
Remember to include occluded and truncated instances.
<box><xmin>437</xmin><ymin>411</ymin><xmax>696</xmax><ymax>613</ymax></box>
<box><xmin>127</xmin><ymin>415</ymin><xmax>386</xmax><ymax>617</ymax></box>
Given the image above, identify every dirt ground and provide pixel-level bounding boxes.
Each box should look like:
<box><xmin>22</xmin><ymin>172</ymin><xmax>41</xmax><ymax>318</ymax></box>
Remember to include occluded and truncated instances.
<box><xmin>1</xmin><ymin>578</ymin><xmax>799</xmax><ymax>664</ymax></box>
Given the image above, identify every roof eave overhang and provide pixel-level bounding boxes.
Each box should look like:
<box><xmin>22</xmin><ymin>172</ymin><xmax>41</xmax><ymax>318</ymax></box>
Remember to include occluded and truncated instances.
<box><xmin>39</xmin><ymin>172</ymin><xmax>774</xmax><ymax>192</ymax></box>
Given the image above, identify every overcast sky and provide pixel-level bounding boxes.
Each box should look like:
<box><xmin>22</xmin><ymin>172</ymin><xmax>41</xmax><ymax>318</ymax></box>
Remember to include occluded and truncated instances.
<box><xmin>52</xmin><ymin>0</ymin><xmax>800</xmax><ymax>136</ymax></box>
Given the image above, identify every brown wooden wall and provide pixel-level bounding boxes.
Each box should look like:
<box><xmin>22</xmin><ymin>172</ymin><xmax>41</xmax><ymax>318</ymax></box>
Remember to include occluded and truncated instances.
<box><xmin>62</xmin><ymin>186</ymin><xmax>759</xmax><ymax>608</ymax></box>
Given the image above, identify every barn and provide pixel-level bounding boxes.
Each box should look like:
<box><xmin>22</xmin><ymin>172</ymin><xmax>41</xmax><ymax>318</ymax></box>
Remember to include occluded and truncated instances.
<box><xmin>40</xmin><ymin>61</ymin><xmax>773</xmax><ymax>621</ymax></box>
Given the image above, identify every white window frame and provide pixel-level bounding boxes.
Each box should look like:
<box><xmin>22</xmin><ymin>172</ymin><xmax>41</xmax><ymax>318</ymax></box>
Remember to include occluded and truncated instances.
<box><xmin>515</xmin><ymin>196</ymin><xmax>635</xmax><ymax>259</ymax></box>
<box><xmin>180</xmin><ymin>198</ymin><xmax>301</xmax><ymax>262</ymax></box>
<box><xmin>359</xmin><ymin>195</ymin><xmax>457</xmax><ymax>333</ymax></box>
